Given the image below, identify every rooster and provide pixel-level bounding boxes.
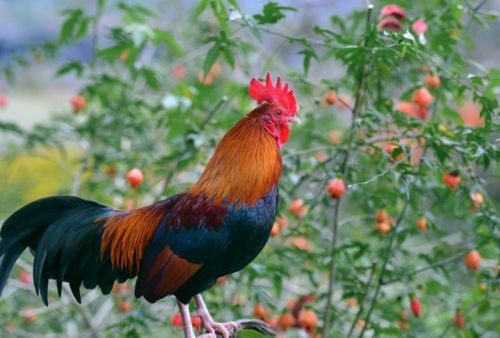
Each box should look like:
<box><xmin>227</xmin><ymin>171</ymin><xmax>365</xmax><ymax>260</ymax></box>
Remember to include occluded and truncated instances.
<box><xmin>0</xmin><ymin>73</ymin><xmax>299</xmax><ymax>338</ymax></box>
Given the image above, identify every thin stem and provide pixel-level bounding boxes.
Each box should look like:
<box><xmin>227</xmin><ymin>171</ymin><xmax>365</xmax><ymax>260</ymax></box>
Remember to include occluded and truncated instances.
<box><xmin>321</xmin><ymin>2</ymin><xmax>374</xmax><ymax>336</ymax></box>
<box><xmin>346</xmin><ymin>262</ymin><xmax>377</xmax><ymax>338</ymax></box>
<box><xmin>357</xmin><ymin>182</ymin><xmax>410</xmax><ymax>338</ymax></box>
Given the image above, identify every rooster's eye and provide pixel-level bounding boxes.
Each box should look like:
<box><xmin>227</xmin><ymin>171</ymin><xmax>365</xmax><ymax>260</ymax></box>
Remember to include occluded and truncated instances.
<box><xmin>275</xmin><ymin>110</ymin><xmax>282</xmax><ymax>116</ymax></box>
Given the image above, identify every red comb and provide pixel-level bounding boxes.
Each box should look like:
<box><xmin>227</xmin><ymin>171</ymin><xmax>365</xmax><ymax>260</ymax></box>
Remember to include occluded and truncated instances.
<box><xmin>249</xmin><ymin>73</ymin><xmax>298</xmax><ymax>114</ymax></box>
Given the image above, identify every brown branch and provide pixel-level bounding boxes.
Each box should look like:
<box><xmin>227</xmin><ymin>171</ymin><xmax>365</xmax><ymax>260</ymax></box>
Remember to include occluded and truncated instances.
<box><xmin>346</xmin><ymin>262</ymin><xmax>377</xmax><ymax>338</ymax></box>
<box><xmin>321</xmin><ymin>2</ymin><xmax>374</xmax><ymax>336</ymax></box>
<box><xmin>357</xmin><ymin>182</ymin><xmax>410</xmax><ymax>338</ymax></box>
<box><xmin>219</xmin><ymin>319</ymin><xmax>276</xmax><ymax>337</ymax></box>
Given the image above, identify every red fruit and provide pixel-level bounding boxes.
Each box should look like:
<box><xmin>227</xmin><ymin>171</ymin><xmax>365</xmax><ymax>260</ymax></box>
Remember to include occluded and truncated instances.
<box><xmin>126</xmin><ymin>168</ymin><xmax>144</xmax><ymax>188</ymax></box>
<box><xmin>291</xmin><ymin>237</ymin><xmax>312</xmax><ymax>252</ymax></box>
<box><xmin>266</xmin><ymin>316</ymin><xmax>279</xmax><ymax>328</ymax></box>
<box><xmin>396</xmin><ymin>101</ymin><xmax>418</xmax><ymax>117</ymax></box>
<box><xmin>412</xmin><ymin>88</ymin><xmax>433</xmax><ymax>107</ymax></box>
<box><xmin>118</xmin><ymin>300</ymin><xmax>132</xmax><ymax>313</ymax></box>
<box><xmin>18</xmin><ymin>270</ymin><xmax>32</xmax><ymax>284</ymax></box>
<box><xmin>270</xmin><ymin>222</ymin><xmax>281</xmax><ymax>237</ymax></box>
<box><xmin>171</xmin><ymin>312</ymin><xmax>183</xmax><ymax>327</ymax></box>
<box><xmin>297</xmin><ymin>310</ymin><xmax>318</xmax><ymax>333</ymax></box>
<box><xmin>412</xmin><ymin>19</ymin><xmax>428</xmax><ymax>35</ymax></box>
<box><xmin>327</xmin><ymin>178</ymin><xmax>346</xmax><ymax>199</ymax></box>
<box><xmin>442</xmin><ymin>171</ymin><xmax>461</xmax><ymax>189</ymax></box>
<box><xmin>416</xmin><ymin>217</ymin><xmax>427</xmax><ymax>232</ymax></box>
<box><xmin>380</xmin><ymin>4</ymin><xmax>407</xmax><ymax>20</ymax></box>
<box><xmin>374</xmin><ymin>221</ymin><xmax>391</xmax><ymax>234</ymax></box>
<box><xmin>0</xmin><ymin>94</ymin><xmax>8</xmax><ymax>107</ymax></box>
<box><xmin>324</xmin><ymin>91</ymin><xmax>337</xmax><ymax>105</ymax></box>
<box><xmin>277</xmin><ymin>313</ymin><xmax>295</xmax><ymax>330</ymax></box>
<box><xmin>378</xmin><ymin>17</ymin><xmax>402</xmax><ymax>31</ymax></box>
<box><xmin>464</xmin><ymin>250</ymin><xmax>481</xmax><ymax>272</ymax></box>
<box><xmin>289</xmin><ymin>199</ymin><xmax>308</xmax><ymax>219</ymax></box>
<box><xmin>458</xmin><ymin>101</ymin><xmax>484</xmax><ymax>128</ymax></box>
<box><xmin>425</xmin><ymin>74</ymin><xmax>441</xmax><ymax>88</ymax></box>
<box><xmin>191</xmin><ymin>316</ymin><xmax>202</xmax><ymax>329</ymax></box>
<box><xmin>375</xmin><ymin>209</ymin><xmax>389</xmax><ymax>223</ymax></box>
<box><xmin>173</xmin><ymin>64</ymin><xmax>186</xmax><ymax>79</ymax></box>
<box><xmin>400</xmin><ymin>310</ymin><xmax>409</xmax><ymax>321</ymax></box>
<box><xmin>410</xmin><ymin>298</ymin><xmax>421</xmax><ymax>317</ymax></box>
<box><xmin>454</xmin><ymin>309</ymin><xmax>465</xmax><ymax>329</ymax></box>
<box><xmin>253</xmin><ymin>303</ymin><xmax>268</xmax><ymax>320</ymax></box>
<box><xmin>70</xmin><ymin>95</ymin><xmax>86</xmax><ymax>112</ymax></box>
<box><xmin>277</xmin><ymin>216</ymin><xmax>289</xmax><ymax>229</ymax></box>
<box><xmin>22</xmin><ymin>307</ymin><xmax>37</xmax><ymax>324</ymax></box>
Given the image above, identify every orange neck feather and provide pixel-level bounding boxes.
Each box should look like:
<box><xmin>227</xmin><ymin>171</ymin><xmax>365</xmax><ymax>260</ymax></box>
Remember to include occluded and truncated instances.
<box><xmin>188</xmin><ymin>108</ymin><xmax>282</xmax><ymax>206</ymax></box>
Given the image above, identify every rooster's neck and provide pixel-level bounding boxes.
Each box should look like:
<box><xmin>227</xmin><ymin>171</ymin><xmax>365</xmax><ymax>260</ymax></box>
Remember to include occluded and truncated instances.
<box><xmin>188</xmin><ymin>112</ymin><xmax>282</xmax><ymax>206</ymax></box>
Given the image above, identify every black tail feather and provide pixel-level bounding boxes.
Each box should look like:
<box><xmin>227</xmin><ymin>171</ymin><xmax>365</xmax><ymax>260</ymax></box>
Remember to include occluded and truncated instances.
<box><xmin>0</xmin><ymin>196</ymin><xmax>133</xmax><ymax>304</ymax></box>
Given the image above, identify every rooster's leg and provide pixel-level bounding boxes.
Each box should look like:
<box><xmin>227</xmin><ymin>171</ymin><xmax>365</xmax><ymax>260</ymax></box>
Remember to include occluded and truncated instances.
<box><xmin>194</xmin><ymin>294</ymin><xmax>239</xmax><ymax>338</ymax></box>
<box><xmin>178</xmin><ymin>301</ymin><xmax>197</xmax><ymax>338</ymax></box>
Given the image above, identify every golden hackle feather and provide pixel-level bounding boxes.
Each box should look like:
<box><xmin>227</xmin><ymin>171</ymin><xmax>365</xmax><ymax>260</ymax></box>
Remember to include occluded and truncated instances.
<box><xmin>188</xmin><ymin>106</ymin><xmax>282</xmax><ymax>205</ymax></box>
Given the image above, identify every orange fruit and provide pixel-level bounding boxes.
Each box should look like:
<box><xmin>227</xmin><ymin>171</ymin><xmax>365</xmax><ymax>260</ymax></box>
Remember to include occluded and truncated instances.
<box><xmin>412</xmin><ymin>88</ymin><xmax>433</xmax><ymax>107</ymax></box>
<box><xmin>464</xmin><ymin>250</ymin><xmax>481</xmax><ymax>271</ymax></box>
<box><xmin>327</xmin><ymin>178</ymin><xmax>346</xmax><ymax>198</ymax></box>
<box><xmin>277</xmin><ymin>313</ymin><xmax>295</xmax><ymax>330</ymax></box>
<box><xmin>442</xmin><ymin>171</ymin><xmax>461</xmax><ymax>189</ymax></box>
<box><xmin>425</xmin><ymin>74</ymin><xmax>441</xmax><ymax>88</ymax></box>
<box><xmin>297</xmin><ymin>310</ymin><xmax>318</xmax><ymax>332</ymax></box>
<box><xmin>126</xmin><ymin>168</ymin><xmax>144</xmax><ymax>188</ymax></box>
<box><xmin>324</xmin><ymin>91</ymin><xmax>337</xmax><ymax>105</ymax></box>
<box><xmin>70</xmin><ymin>95</ymin><xmax>86</xmax><ymax>112</ymax></box>
<box><xmin>118</xmin><ymin>300</ymin><xmax>132</xmax><ymax>313</ymax></box>
<box><xmin>416</xmin><ymin>217</ymin><xmax>427</xmax><ymax>232</ymax></box>
<box><xmin>253</xmin><ymin>303</ymin><xmax>267</xmax><ymax>320</ymax></box>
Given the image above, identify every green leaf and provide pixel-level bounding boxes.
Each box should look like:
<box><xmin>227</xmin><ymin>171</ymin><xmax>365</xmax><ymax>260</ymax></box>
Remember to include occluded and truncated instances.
<box><xmin>226</xmin><ymin>0</ymin><xmax>240</xmax><ymax>9</ymax></box>
<box><xmin>203</xmin><ymin>43</ymin><xmax>220</xmax><ymax>76</ymax></box>
<box><xmin>59</xmin><ymin>9</ymin><xmax>84</xmax><ymax>42</ymax></box>
<box><xmin>55</xmin><ymin>61</ymin><xmax>84</xmax><ymax>77</ymax></box>
<box><xmin>223</xmin><ymin>47</ymin><xmax>235</xmax><ymax>68</ymax></box>
<box><xmin>97</xmin><ymin>44</ymin><xmax>128</xmax><ymax>61</ymax></box>
<box><xmin>253</xmin><ymin>2</ymin><xmax>296</xmax><ymax>25</ymax></box>
<box><xmin>141</xmin><ymin>67</ymin><xmax>160</xmax><ymax>90</ymax></box>
<box><xmin>195</xmin><ymin>0</ymin><xmax>211</xmax><ymax>17</ymax></box>
<box><xmin>153</xmin><ymin>29</ymin><xmax>184</xmax><ymax>56</ymax></box>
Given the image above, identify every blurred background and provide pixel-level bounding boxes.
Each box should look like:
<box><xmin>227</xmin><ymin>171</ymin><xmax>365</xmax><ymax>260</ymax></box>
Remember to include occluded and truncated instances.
<box><xmin>1</xmin><ymin>0</ymin><xmax>499</xmax><ymax>133</ymax></box>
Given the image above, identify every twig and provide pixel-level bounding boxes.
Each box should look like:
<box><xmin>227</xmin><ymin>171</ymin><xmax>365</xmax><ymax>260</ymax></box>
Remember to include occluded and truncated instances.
<box><xmin>357</xmin><ymin>180</ymin><xmax>410</xmax><ymax>338</ymax></box>
<box><xmin>321</xmin><ymin>2</ymin><xmax>374</xmax><ymax>336</ymax></box>
<box><xmin>346</xmin><ymin>262</ymin><xmax>377</xmax><ymax>338</ymax></box>
<box><xmin>224</xmin><ymin>319</ymin><xmax>276</xmax><ymax>337</ymax></box>
<box><xmin>62</xmin><ymin>285</ymin><xmax>101</xmax><ymax>338</ymax></box>
<box><xmin>381</xmin><ymin>250</ymin><xmax>469</xmax><ymax>285</ymax></box>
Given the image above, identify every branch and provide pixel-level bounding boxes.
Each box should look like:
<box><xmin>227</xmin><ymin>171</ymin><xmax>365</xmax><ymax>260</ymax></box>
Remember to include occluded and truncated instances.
<box><xmin>220</xmin><ymin>319</ymin><xmax>276</xmax><ymax>337</ymax></box>
<box><xmin>357</xmin><ymin>181</ymin><xmax>410</xmax><ymax>338</ymax></box>
<box><xmin>346</xmin><ymin>262</ymin><xmax>377</xmax><ymax>338</ymax></box>
<box><xmin>322</xmin><ymin>2</ymin><xmax>374</xmax><ymax>336</ymax></box>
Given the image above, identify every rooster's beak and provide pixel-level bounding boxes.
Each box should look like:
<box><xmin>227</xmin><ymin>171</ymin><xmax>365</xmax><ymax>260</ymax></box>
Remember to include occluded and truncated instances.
<box><xmin>288</xmin><ymin>116</ymin><xmax>301</xmax><ymax>124</ymax></box>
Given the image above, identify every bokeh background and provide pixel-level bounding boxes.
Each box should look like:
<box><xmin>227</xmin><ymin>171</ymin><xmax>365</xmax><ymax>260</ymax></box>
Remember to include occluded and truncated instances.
<box><xmin>0</xmin><ymin>1</ymin><xmax>499</xmax><ymax>337</ymax></box>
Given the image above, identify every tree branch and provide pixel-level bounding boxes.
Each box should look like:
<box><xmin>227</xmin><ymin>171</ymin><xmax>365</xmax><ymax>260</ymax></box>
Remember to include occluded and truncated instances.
<box><xmin>346</xmin><ymin>262</ymin><xmax>377</xmax><ymax>338</ymax></box>
<box><xmin>322</xmin><ymin>2</ymin><xmax>374</xmax><ymax>336</ymax></box>
<box><xmin>357</xmin><ymin>181</ymin><xmax>410</xmax><ymax>338</ymax></box>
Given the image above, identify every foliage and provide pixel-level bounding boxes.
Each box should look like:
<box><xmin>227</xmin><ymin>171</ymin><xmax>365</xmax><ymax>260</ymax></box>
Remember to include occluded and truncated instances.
<box><xmin>0</xmin><ymin>0</ymin><xmax>499</xmax><ymax>337</ymax></box>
